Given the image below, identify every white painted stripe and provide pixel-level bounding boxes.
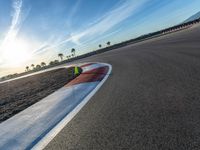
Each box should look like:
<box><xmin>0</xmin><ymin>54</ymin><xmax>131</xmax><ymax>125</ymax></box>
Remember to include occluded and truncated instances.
<box><xmin>0</xmin><ymin>82</ymin><xmax>99</xmax><ymax>149</ymax></box>
<box><xmin>32</xmin><ymin>63</ymin><xmax>112</xmax><ymax>150</ymax></box>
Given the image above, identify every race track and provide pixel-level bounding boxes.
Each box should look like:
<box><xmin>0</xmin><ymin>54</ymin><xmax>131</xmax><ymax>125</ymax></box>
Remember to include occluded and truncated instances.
<box><xmin>45</xmin><ymin>24</ymin><xmax>200</xmax><ymax>150</ymax></box>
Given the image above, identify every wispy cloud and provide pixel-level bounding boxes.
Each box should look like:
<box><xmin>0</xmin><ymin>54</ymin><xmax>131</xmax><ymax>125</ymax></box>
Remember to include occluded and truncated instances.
<box><xmin>68</xmin><ymin>0</ymin><xmax>82</xmax><ymax>21</ymax></box>
<box><xmin>2</xmin><ymin>0</ymin><xmax>23</xmax><ymax>45</ymax></box>
<box><xmin>32</xmin><ymin>0</ymin><xmax>149</xmax><ymax>57</ymax></box>
<box><xmin>0</xmin><ymin>0</ymin><xmax>33</xmax><ymax>68</ymax></box>
<box><xmin>81</xmin><ymin>28</ymin><xmax>122</xmax><ymax>46</ymax></box>
<box><xmin>51</xmin><ymin>0</ymin><xmax>149</xmax><ymax>48</ymax></box>
<box><xmin>32</xmin><ymin>44</ymin><xmax>50</xmax><ymax>55</ymax></box>
<box><xmin>0</xmin><ymin>0</ymin><xmax>23</xmax><ymax>66</ymax></box>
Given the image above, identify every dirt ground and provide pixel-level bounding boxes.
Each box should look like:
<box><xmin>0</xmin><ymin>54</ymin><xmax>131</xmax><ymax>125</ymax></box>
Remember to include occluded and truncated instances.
<box><xmin>0</xmin><ymin>67</ymin><xmax>79</xmax><ymax>123</ymax></box>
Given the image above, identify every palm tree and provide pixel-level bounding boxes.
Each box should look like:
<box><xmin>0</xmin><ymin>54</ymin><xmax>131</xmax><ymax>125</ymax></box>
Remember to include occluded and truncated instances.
<box><xmin>71</xmin><ymin>48</ymin><xmax>76</xmax><ymax>57</ymax></box>
<box><xmin>31</xmin><ymin>64</ymin><xmax>35</xmax><ymax>70</ymax></box>
<box><xmin>99</xmin><ymin>44</ymin><xmax>102</xmax><ymax>48</ymax></box>
<box><xmin>107</xmin><ymin>41</ymin><xmax>111</xmax><ymax>46</ymax></box>
<box><xmin>36</xmin><ymin>64</ymin><xmax>41</xmax><ymax>70</ymax></box>
<box><xmin>49</xmin><ymin>61</ymin><xmax>54</xmax><ymax>66</ymax></box>
<box><xmin>54</xmin><ymin>60</ymin><xmax>59</xmax><ymax>64</ymax></box>
<box><xmin>41</xmin><ymin>62</ymin><xmax>46</xmax><ymax>67</ymax></box>
<box><xmin>58</xmin><ymin>53</ymin><xmax>64</xmax><ymax>61</ymax></box>
<box><xmin>26</xmin><ymin>66</ymin><xmax>29</xmax><ymax>71</ymax></box>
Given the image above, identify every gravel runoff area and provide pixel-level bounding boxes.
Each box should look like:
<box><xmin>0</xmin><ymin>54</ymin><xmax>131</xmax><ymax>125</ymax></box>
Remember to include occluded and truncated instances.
<box><xmin>0</xmin><ymin>67</ymin><xmax>81</xmax><ymax>123</ymax></box>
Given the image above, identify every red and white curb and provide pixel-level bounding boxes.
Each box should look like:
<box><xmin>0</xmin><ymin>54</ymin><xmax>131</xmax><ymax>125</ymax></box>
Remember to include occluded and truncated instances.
<box><xmin>0</xmin><ymin>62</ymin><xmax>112</xmax><ymax>150</ymax></box>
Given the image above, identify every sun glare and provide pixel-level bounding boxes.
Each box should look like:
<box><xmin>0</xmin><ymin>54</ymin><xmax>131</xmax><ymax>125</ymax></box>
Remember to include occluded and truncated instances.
<box><xmin>2</xmin><ymin>38</ymin><xmax>32</xmax><ymax>67</ymax></box>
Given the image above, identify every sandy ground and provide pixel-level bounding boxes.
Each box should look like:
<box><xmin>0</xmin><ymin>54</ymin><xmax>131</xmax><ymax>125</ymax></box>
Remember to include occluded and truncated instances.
<box><xmin>0</xmin><ymin>67</ymin><xmax>78</xmax><ymax>123</ymax></box>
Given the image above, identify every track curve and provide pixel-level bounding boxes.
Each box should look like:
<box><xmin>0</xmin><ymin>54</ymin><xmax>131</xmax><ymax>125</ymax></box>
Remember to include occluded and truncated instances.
<box><xmin>46</xmin><ymin>24</ymin><xmax>200</xmax><ymax>150</ymax></box>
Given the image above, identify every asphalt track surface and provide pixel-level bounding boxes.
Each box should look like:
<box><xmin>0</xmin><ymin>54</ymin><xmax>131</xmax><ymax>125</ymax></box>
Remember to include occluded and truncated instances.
<box><xmin>45</xmin><ymin>24</ymin><xmax>200</xmax><ymax>150</ymax></box>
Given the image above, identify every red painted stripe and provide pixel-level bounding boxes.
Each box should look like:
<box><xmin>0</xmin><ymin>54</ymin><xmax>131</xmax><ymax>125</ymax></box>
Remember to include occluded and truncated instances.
<box><xmin>66</xmin><ymin>66</ymin><xmax>109</xmax><ymax>87</ymax></box>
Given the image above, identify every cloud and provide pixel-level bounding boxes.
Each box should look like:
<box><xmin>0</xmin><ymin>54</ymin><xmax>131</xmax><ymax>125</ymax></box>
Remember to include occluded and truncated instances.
<box><xmin>52</xmin><ymin>0</ymin><xmax>149</xmax><ymax>48</ymax></box>
<box><xmin>2</xmin><ymin>0</ymin><xmax>23</xmax><ymax>45</ymax></box>
<box><xmin>68</xmin><ymin>0</ymin><xmax>82</xmax><ymax>21</ymax></box>
<box><xmin>32</xmin><ymin>45</ymin><xmax>50</xmax><ymax>55</ymax></box>
<box><xmin>28</xmin><ymin>0</ymin><xmax>150</xmax><ymax>60</ymax></box>
<box><xmin>0</xmin><ymin>0</ymin><xmax>31</xmax><ymax>48</ymax></box>
<box><xmin>0</xmin><ymin>0</ymin><xmax>23</xmax><ymax>67</ymax></box>
<box><xmin>0</xmin><ymin>0</ymin><xmax>33</xmax><ymax>69</ymax></box>
<box><xmin>80</xmin><ymin>28</ymin><xmax>122</xmax><ymax>46</ymax></box>
<box><xmin>29</xmin><ymin>0</ymin><xmax>149</xmax><ymax>59</ymax></box>
<box><xmin>81</xmin><ymin>0</ymin><xmax>147</xmax><ymax>36</ymax></box>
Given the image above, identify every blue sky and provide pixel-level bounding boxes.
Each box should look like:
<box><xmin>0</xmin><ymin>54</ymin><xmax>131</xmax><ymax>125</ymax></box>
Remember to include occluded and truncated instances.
<box><xmin>0</xmin><ymin>0</ymin><xmax>200</xmax><ymax>76</ymax></box>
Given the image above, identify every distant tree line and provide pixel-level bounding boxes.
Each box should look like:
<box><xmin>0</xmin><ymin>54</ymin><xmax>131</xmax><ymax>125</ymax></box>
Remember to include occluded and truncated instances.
<box><xmin>22</xmin><ymin>42</ymin><xmax>112</xmax><ymax>74</ymax></box>
<box><xmin>24</xmin><ymin>48</ymin><xmax>78</xmax><ymax>72</ymax></box>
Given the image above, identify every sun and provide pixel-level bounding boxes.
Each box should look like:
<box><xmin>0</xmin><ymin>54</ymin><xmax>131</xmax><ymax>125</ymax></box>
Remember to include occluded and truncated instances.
<box><xmin>1</xmin><ymin>38</ymin><xmax>32</xmax><ymax>67</ymax></box>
